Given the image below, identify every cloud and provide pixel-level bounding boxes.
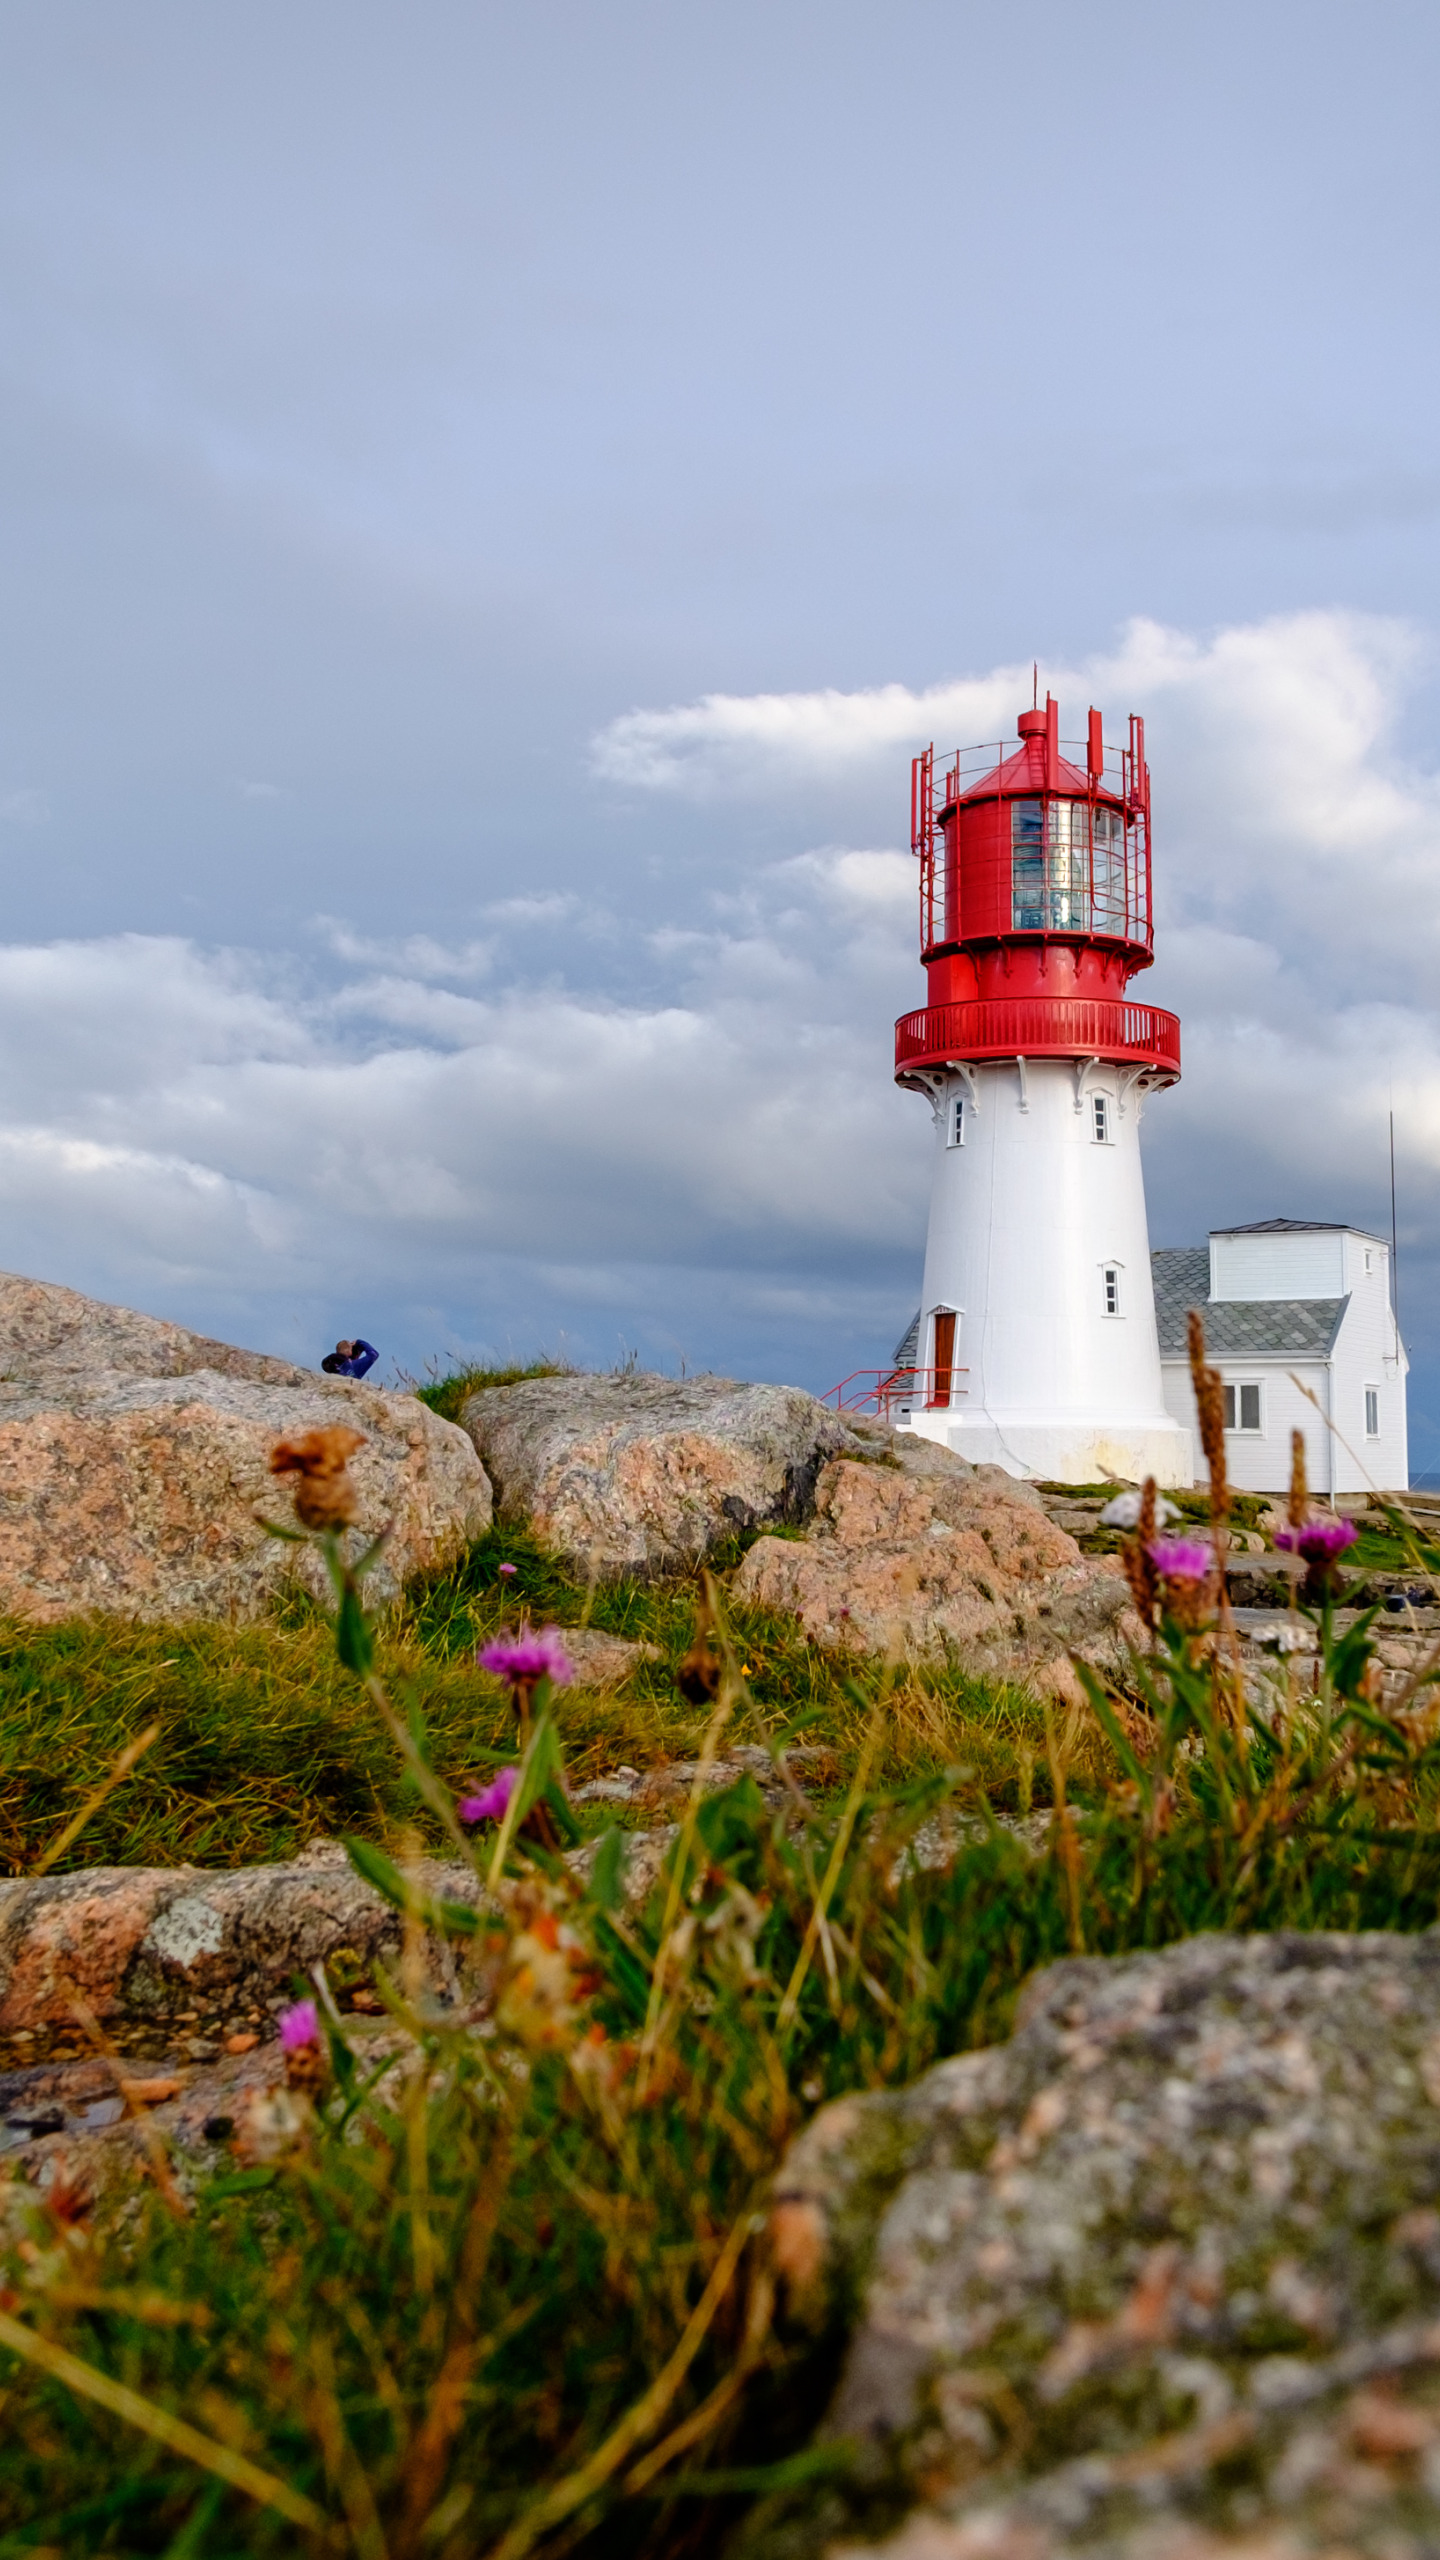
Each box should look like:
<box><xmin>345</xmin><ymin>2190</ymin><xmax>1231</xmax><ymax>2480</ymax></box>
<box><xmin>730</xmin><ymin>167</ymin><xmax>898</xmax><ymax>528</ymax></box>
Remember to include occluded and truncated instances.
<box><xmin>3</xmin><ymin>610</ymin><xmax>1440</xmax><ymax>1420</ymax></box>
<box><xmin>591</xmin><ymin>670</ymin><xmax>1026</xmax><ymax>796</ymax></box>
<box><xmin>595</xmin><ymin>610</ymin><xmax>1440</xmax><ymax>993</ymax></box>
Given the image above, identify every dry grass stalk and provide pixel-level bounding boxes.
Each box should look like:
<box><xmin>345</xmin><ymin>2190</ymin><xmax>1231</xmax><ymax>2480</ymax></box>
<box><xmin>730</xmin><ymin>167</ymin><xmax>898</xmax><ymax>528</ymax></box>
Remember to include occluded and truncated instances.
<box><xmin>1187</xmin><ymin>1310</ymin><xmax>1230</xmax><ymax>1545</ymax></box>
<box><xmin>1120</xmin><ymin>1477</ymin><xmax>1160</xmax><ymax>1631</ymax></box>
<box><xmin>1288</xmin><ymin>1427</ymin><xmax>1310</xmax><ymax>1530</ymax></box>
<box><xmin>1187</xmin><ymin>1310</ymin><xmax>1247</xmax><ymax>1728</ymax></box>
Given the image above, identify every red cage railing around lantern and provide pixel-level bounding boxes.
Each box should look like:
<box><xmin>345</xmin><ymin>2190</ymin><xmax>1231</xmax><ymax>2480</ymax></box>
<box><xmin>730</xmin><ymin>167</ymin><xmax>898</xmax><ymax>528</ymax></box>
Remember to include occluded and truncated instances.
<box><xmin>894</xmin><ymin>996</ymin><xmax>1181</xmax><ymax>1079</ymax></box>
<box><xmin>912</xmin><ymin>725</ymin><xmax>1153</xmax><ymax>960</ymax></box>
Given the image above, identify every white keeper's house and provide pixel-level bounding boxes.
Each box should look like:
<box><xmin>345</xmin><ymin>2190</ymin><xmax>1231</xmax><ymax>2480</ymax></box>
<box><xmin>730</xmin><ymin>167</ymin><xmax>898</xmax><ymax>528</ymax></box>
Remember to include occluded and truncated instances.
<box><xmin>1152</xmin><ymin>1219</ymin><xmax>1408</xmax><ymax>1495</ymax></box>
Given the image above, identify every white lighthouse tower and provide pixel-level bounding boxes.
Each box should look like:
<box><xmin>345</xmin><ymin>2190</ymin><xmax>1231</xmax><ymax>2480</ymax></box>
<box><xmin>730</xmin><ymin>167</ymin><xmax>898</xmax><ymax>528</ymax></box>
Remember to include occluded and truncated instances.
<box><xmin>895</xmin><ymin>693</ymin><xmax>1191</xmax><ymax>1486</ymax></box>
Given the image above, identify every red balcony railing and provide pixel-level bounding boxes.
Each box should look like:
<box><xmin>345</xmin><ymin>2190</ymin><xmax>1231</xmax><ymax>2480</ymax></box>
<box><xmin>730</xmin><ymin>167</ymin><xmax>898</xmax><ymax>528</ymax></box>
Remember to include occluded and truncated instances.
<box><xmin>823</xmin><ymin>1367</ymin><xmax>969</xmax><ymax>1419</ymax></box>
<box><xmin>894</xmin><ymin>996</ymin><xmax>1180</xmax><ymax>1079</ymax></box>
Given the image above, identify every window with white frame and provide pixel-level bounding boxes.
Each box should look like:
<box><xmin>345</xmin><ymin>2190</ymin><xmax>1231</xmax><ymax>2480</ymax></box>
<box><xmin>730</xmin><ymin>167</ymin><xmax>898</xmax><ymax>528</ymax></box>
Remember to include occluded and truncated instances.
<box><xmin>1364</xmin><ymin>1249</ymin><xmax>1374</xmax><ymax>1274</ymax></box>
<box><xmin>947</xmin><ymin>1094</ymin><xmax>966</xmax><ymax>1148</ymax></box>
<box><xmin>1092</xmin><ymin>1092</ymin><xmax>1111</xmax><ymax>1143</ymax></box>
<box><xmin>1223</xmin><ymin>1382</ymin><xmax>1262</xmax><ymax>1432</ymax></box>
<box><xmin>1102</xmin><ymin>1264</ymin><xmax>1121</xmax><ymax>1316</ymax></box>
<box><xmin>1365</xmin><ymin>1386</ymin><xmax>1380</xmax><ymax>1438</ymax></box>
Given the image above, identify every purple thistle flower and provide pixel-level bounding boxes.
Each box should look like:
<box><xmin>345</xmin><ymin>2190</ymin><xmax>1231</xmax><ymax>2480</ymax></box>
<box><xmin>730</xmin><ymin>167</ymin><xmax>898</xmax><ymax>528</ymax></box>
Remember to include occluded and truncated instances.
<box><xmin>1274</xmin><ymin>1517</ymin><xmax>1359</xmax><ymax>1564</ymax></box>
<box><xmin>1147</xmin><ymin>1536</ymin><xmax>1214</xmax><ymax>1583</ymax></box>
<box><xmin>498</xmin><ymin>1562</ymin><xmax>518</xmax><ymax>1577</ymax></box>
<box><xmin>476</xmin><ymin>1627</ymin><xmax>574</xmax><ymax>1688</ymax></box>
<box><xmin>458</xmin><ymin>1765</ymin><xmax>520</xmax><ymax>1824</ymax></box>
<box><xmin>279</xmin><ymin>1998</ymin><xmax>321</xmax><ymax>2054</ymax></box>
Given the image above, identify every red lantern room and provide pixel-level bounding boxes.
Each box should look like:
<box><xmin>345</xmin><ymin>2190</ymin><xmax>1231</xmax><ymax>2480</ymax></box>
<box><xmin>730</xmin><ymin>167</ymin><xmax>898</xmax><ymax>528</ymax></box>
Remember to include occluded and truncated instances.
<box><xmin>895</xmin><ymin>695</ymin><xmax>1181</xmax><ymax>1086</ymax></box>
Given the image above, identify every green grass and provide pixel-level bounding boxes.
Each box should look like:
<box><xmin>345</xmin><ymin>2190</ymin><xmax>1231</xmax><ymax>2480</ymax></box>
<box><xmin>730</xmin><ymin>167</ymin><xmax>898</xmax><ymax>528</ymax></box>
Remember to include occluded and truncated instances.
<box><xmin>412</xmin><ymin>1359</ymin><xmax>570</xmax><ymax>1427</ymax></box>
<box><xmin>0</xmin><ymin>1521</ymin><xmax>1092</xmax><ymax>1875</ymax></box>
<box><xmin>9</xmin><ymin>1407</ymin><xmax>1440</xmax><ymax>2554</ymax></box>
<box><xmin>3</xmin><ymin>1556</ymin><xmax>1440</xmax><ymax>2558</ymax></box>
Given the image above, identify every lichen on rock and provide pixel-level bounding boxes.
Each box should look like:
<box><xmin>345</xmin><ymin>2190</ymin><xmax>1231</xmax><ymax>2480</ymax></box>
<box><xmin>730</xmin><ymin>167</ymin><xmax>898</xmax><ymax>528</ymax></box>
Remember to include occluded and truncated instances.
<box><xmin>0</xmin><ymin>1269</ymin><xmax>492</xmax><ymax>1620</ymax></box>
<box><xmin>460</xmin><ymin>1370</ymin><xmax>864</xmax><ymax>1576</ymax></box>
<box><xmin>731</xmin><ymin>1455</ymin><xmax>1139</xmax><ymax>1691</ymax></box>
<box><xmin>747</xmin><ymin>1930</ymin><xmax>1440</xmax><ymax>2560</ymax></box>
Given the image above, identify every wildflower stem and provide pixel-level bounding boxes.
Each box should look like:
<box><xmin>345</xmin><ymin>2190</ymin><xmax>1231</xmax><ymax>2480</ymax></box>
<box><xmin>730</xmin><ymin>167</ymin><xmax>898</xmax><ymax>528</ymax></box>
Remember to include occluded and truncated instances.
<box><xmin>775</xmin><ymin>1683</ymin><xmax>887</xmax><ymax>2036</ymax></box>
<box><xmin>637</xmin><ymin>1681</ymin><xmax>735</xmax><ymax>2081</ymax></box>
<box><xmin>33</xmin><ymin>1720</ymin><xmax>160</xmax><ymax>1878</ymax></box>
<box><xmin>479</xmin><ymin>2206</ymin><xmax>753</xmax><ymax>2560</ymax></box>
<box><xmin>0</xmin><ymin>2307</ymin><xmax>329</xmax><ymax>2532</ymax></box>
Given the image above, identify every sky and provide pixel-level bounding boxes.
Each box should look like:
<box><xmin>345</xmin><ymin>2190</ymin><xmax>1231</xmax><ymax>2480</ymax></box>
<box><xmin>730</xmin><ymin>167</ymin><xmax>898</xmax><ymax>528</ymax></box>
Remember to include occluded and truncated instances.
<box><xmin>3</xmin><ymin>2</ymin><xmax>1440</xmax><ymax>1466</ymax></box>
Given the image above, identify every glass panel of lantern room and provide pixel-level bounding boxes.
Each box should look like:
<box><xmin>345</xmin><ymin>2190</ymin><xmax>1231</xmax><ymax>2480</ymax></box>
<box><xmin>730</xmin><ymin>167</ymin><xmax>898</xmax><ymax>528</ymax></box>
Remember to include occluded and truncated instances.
<box><xmin>1091</xmin><ymin>805</ymin><xmax>1126</xmax><ymax>935</ymax></box>
<box><xmin>1046</xmin><ymin>800</ymin><xmax>1089</xmax><ymax>930</ymax></box>
<box><xmin>1011</xmin><ymin>798</ymin><xmax>1045</xmax><ymax>929</ymax></box>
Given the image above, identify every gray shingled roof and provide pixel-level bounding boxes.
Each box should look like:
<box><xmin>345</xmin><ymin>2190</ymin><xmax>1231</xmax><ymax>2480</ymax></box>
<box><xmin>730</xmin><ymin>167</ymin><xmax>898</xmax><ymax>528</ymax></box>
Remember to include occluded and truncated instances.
<box><xmin>1215</xmin><ymin>1216</ymin><xmax>1384</xmax><ymax>1242</ymax></box>
<box><xmin>1151</xmin><ymin>1247</ymin><xmax>1348</xmax><ymax>1360</ymax></box>
<box><xmin>893</xmin><ymin>1310</ymin><xmax>920</xmax><ymax>1367</ymax></box>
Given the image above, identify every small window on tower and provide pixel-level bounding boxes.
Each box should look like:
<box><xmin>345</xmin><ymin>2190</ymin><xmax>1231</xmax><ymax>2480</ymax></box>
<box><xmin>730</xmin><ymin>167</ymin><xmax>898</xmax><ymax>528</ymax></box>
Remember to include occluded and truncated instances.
<box><xmin>1366</xmin><ymin>1387</ymin><xmax>1380</xmax><ymax>1438</ymax></box>
<box><xmin>1102</xmin><ymin>1265</ymin><xmax>1121</xmax><ymax>1316</ymax></box>
<box><xmin>1092</xmin><ymin>1094</ymin><xmax>1110</xmax><ymax>1144</ymax></box>
<box><xmin>948</xmin><ymin>1095</ymin><xmax>966</xmax><ymax>1148</ymax></box>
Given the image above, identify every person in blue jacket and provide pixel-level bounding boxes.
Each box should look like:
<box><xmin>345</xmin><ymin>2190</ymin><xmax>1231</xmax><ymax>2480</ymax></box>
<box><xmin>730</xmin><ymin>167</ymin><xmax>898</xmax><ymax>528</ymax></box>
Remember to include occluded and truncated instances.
<box><xmin>321</xmin><ymin>1337</ymin><xmax>378</xmax><ymax>1379</ymax></box>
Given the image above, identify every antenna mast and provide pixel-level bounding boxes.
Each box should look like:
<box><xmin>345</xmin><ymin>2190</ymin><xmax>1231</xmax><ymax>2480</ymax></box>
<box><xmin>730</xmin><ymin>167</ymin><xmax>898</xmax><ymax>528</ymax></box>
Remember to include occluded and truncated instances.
<box><xmin>1390</xmin><ymin>1108</ymin><xmax>1401</xmax><ymax>1334</ymax></box>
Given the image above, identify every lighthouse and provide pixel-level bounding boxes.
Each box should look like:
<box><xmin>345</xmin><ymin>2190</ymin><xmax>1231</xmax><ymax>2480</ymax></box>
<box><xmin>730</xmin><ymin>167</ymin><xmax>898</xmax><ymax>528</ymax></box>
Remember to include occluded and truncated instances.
<box><xmin>894</xmin><ymin>693</ymin><xmax>1191</xmax><ymax>1487</ymax></box>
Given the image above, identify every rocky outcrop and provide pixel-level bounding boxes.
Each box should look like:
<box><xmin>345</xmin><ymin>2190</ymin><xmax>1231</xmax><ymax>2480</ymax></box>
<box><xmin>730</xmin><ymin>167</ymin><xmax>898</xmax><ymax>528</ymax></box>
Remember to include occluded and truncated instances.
<box><xmin>460</xmin><ymin>1371</ymin><xmax>862</xmax><ymax>1576</ymax></box>
<box><xmin>0</xmin><ymin>1842</ymin><xmax>476</xmax><ymax>2034</ymax></box>
<box><xmin>0</xmin><ymin>1269</ymin><xmax>322</xmax><ymax>1389</ymax></box>
<box><xmin>732</xmin><ymin>1456</ymin><xmax>1138</xmax><ymax>1692</ymax></box>
<box><xmin>0</xmin><ymin>1823</ymin><xmax>689</xmax><ymax>2061</ymax></box>
<box><xmin>0</xmin><ymin>2023</ymin><xmax>407</xmax><ymax>2206</ymax></box>
<box><xmin>0</xmin><ymin>1270</ymin><xmax>491</xmax><ymax>1620</ymax></box>
<box><xmin>757</xmin><ymin>1930</ymin><xmax>1440</xmax><ymax>2560</ymax></box>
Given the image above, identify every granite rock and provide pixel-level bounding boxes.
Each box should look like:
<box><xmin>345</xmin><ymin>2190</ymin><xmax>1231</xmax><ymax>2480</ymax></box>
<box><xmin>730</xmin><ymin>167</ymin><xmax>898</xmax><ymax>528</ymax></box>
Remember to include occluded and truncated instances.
<box><xmin>0</xmin><ymin>1848</ymin><xmax>481</xmax><ymax>2030</ymax></box>
<box><xmin>731</xmin><ymin>1457</ymin><xmax>1136</xmax><ymax>1688</ymax></box>
<box><xmin>0</xmin><ymin>1268</ymin><xmax>312</xmax><ymax>1391</ymax></box>
<box><xmin>0</xmin><ymin>1828</ymin><xmax>675</xmax><ymax>2042</ymax></box>
<box><xmin>753</xmin><ymin>1930</ymin><xmax>1440</xmax><ymax>2560</ymax></box>
<box><xmin>460</xmin><ymin>1370</ymin><xmax>864</xmax><ymax>1576</ymax></box>
<box><xmin>0</xmin><ymin>1270</ymin><xmax>491</xmax><ymax>1619</ymax></box>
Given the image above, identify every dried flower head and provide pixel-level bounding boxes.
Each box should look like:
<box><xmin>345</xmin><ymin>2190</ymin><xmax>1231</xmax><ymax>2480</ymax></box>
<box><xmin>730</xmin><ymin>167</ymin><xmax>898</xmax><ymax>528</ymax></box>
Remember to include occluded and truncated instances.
<box><xmin>1288</xmin><ymin>1427</ymin><xmax>1310</xmax><ymax>1531</ymax></box>
<box><xmin>269</xmin><ymin>1427</ymin><xmax>366</xmax><ymax>1532</ymax></box>
<box><xmin>496</xmin><ymin>1881</ymin><xmax>602</xmax><ymax>2053</ymax></box>
<box><xmin>1187</xmin><ymin>1310</ymin><xmax>1230</xmax><ymax>1532</ymax></box>
<box><xmin>235</xmin><ymin>2085</ymin><xmax>310</xmax><ymax>2164</ymax></box>
<box><xmin>1120</xmin><ymin>1476</ymin><xmax>1161</xmax><ymax>1631</ymax></box>
<box><xmin>459</xmin><ymin>1766</ymin><xmax>520</xmax><ymax>1824</ymax></box>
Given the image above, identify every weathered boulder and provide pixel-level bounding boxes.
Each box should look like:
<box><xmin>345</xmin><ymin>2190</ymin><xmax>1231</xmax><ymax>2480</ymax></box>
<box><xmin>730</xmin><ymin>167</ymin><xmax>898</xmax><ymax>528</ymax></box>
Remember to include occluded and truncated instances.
<box><xmin>732</xmin><ymin>1456</ymin><xmax>1137</xmax><ymax>1691</ymax></box>
<box><xmin>460</xmin><ymin>1371</ymin><xmax>862</xmax><ymax>1576</ymax></box>
<box><xmin>525</xmin><ymin>1625</ymin><xmax>660</xmax><ymax>1687</ymax></box>
<box><xmin>0</xmin><ymin>1843</ymin><xmax>478</xmax><ymax>2032</ymax></box>
<box><xmin>0</xmin><ymin>1270</ymin><xmax>491</xmax><ymax>1620</ymax></box>
<box><xmin>0</xmin><ymin>1269</ymin><xmax>310</xmax><ymax>1389</ymax></box>
<box><xmin>757</xmin><ymin>1930</ymin><xmax>1440</xmax><ymax>2560</ymax></box>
